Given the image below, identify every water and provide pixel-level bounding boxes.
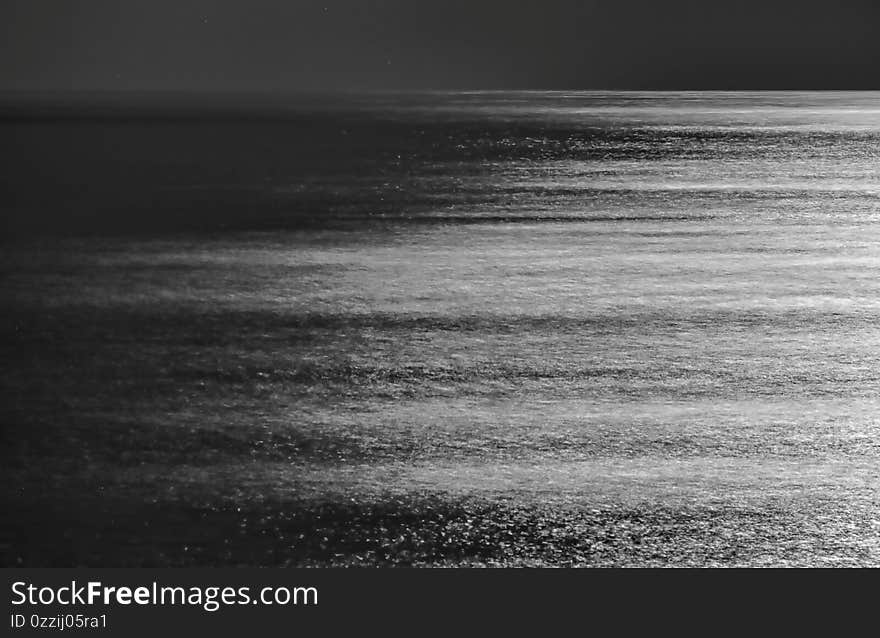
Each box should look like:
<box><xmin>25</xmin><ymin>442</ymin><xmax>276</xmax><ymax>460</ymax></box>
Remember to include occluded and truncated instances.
<box><xmin>2</xmin><ymin>91</ymin><xmax>880</xmax><ymax>566</ymax></box>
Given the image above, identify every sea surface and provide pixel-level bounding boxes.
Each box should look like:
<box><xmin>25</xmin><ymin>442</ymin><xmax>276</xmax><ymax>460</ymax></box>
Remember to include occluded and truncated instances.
<box><xmin>2</xmin><ymin>91</ymin><xmax>880</xmax><ymax>565</ymax></box>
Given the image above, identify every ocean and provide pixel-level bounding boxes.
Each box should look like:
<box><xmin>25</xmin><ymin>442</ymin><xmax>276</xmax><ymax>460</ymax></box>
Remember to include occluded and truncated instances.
<box><xmin>2</xmin><ymin>91</ymin><xmax>880</xmax><ymax>565</ymax></box>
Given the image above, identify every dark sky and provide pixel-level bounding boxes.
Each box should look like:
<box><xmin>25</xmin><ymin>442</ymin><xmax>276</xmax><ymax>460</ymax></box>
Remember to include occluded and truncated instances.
<box><xmin>1</xmin><ymin>0</ymin><xmax>878</xmax><ymax>91</ymax></box>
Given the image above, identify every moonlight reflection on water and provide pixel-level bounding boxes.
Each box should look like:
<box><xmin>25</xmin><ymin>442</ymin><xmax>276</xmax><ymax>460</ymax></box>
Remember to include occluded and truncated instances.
<box><xmin>2</xmin><ymin>92</ymin><xmax>880</xmax><ymax>565</ymax></box>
